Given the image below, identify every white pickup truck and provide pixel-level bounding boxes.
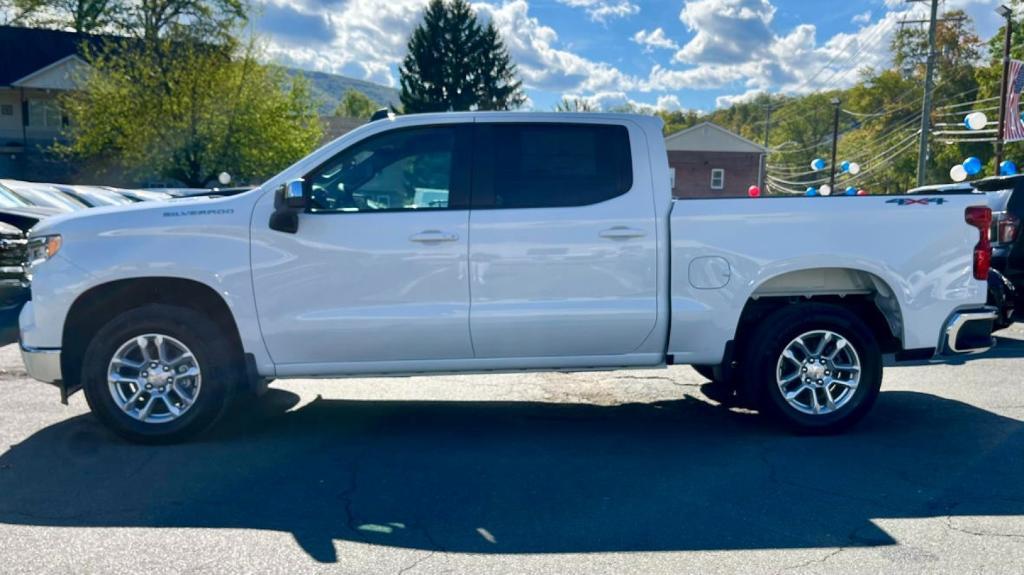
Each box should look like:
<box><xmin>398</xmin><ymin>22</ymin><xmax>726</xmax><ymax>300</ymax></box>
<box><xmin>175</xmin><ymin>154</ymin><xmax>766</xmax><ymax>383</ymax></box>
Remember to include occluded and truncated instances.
<box><xmin>19</xmin><ymin>112</ymin><xmax>997</xmax><ymax>442</ymax></box>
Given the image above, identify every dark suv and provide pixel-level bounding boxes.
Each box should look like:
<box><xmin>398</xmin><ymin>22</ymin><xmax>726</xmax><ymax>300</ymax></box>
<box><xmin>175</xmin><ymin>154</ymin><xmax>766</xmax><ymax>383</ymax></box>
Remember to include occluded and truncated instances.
<box><xmin>974</xmin><ymin>175</ymin><xmax>1024</xmax><ymax>306</ymax></box>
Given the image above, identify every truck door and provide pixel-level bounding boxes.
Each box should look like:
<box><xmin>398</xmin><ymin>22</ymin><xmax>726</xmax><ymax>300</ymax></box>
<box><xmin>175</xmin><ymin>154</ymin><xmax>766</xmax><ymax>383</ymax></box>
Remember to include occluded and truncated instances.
<box><xmin>467</xmin><ymin>121</ymin><xmax>659</xmax><ymax>359</ymax></box>
<box><xmin>250</xmin><ymin>124</ymin><xmax>474</xmax><ymax>368</ymax></box>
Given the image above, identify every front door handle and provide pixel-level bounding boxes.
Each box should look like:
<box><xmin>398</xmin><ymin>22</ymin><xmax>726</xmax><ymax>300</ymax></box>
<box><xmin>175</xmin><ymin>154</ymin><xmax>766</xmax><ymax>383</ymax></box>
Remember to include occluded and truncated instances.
<box><xmin>599</xmin><ymin>226</ymin><xmax>646</xmax><ymax>240</ymax></box>
<box><xmin>409</xmin><ymin>230</ymin><xmax>459</xmax><ymax>243</ymax></box>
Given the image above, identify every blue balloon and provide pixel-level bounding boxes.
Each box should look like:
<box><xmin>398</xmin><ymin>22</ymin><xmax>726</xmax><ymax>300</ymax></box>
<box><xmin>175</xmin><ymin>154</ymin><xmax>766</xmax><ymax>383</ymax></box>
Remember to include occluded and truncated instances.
<box><xmin>963</xmin><ymin>156</ymin><xmax>983</xmax><ymax>176</ymax></box>
<box><xmin>811</xmin><ymin>158</ymin><xmax>826</xmax><ymax>171</ymax></box>
<box><xmin>845</xmin><ymin>186</ymin><xmax>857</xmax><ymax>196</ymax></box>
<box><xmin>1000</xmin><ymin>160</ymin><xmax>1018</xmax><ymax>176</ymax></box>
<box><xmin>806</xmin><ymin>187</ymin><xmax>818</xmax><ymax>197</ymax></box>
<box><xmin>840</xmin><ymin>161</ymin><xmax>850</xmax><ymax>173</ymax></box>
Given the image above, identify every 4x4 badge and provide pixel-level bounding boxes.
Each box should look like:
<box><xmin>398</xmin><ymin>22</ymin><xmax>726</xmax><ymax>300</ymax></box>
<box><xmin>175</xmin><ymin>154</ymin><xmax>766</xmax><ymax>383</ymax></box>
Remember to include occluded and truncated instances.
<box><xmin>886</xmin><ymin>197</ymin><xmax>947</xmax><ymax>206</ymax></box>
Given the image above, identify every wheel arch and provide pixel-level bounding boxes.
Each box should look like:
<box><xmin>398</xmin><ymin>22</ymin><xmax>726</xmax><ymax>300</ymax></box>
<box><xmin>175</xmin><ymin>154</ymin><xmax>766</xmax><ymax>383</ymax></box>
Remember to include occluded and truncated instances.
<box><xmin>739</xmin><ymin>267</ymin><xmax>905</xmax><ymax>354</ymax></box>
<box><xmin>61</xmin><ymin>277</ymin><xmax>246</xmax><ymax>391</ymax></box>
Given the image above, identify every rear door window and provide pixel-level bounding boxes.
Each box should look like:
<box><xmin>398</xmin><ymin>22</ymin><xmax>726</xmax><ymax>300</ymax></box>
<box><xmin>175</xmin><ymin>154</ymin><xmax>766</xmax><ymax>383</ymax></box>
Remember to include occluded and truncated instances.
<box><xmin>473</xmin><ymin>123</ymin><xmax>632</xmax><ymax>209</ymax></box>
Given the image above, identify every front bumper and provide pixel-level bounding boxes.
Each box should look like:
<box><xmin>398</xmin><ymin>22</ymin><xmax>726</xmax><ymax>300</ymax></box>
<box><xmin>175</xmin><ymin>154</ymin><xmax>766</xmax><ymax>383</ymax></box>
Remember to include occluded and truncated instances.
<box><xmin>940</xmin><ymin>307</ymin><xmax>998</xmax><ymax>355</ymax></box>
<box><xmin>20</xmin><ymin>343</ymin><xmax>62</xmax><ymax>385</ymax></box>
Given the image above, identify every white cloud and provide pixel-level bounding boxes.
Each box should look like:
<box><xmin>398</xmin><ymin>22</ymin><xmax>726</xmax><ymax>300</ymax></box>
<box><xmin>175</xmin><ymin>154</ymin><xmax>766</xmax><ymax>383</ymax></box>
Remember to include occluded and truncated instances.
<box><xmin>259</xmin><ymin>0</ymin><xmax>428</xmax><ymax>86</ymax></box>
<box><xmin>632</xmin><ymin>28</ymin><xmax>679</xmax><ymax>52</ymax></box>
<box><xmin>852</xmin><ymin>10</ymin><xmax>871</xmax><ymax>24</ymax></box>
<box><xmin>474</xmin><ymin>1</ymin><xmax>640</xmax><ymax>92</ymax></box>
<box><xmin>561</xmin><ymin>91</ymin><xmax>687</xmax><ymax>113</ymax></box>
<box><xmin>674</xmin><ymin>0</ymin><xmax>777</xmax><ymax>65</ymax></box>
<box><xmin>258</xmin><ymin>0</ymin><xmax>639</xmax><ymax>95</ymax></box>
<box><xmin>556</xmin><ymin>0</ymin><xmax>639</xmax><ymax>22</ymax></box>
<box><xmin>656</xmin><ymin>94</ymin><xmax>684</xmax><ymax>111</ymax></box>
<box><xmin>642</xmin><ymin>63</ymin><xmax>748</xmax><ymax>91</ymax></box>
<box><xmin>715</xmin><ymin>88</ymin><xmax>764</xmax><ymax>108</ymax></box>
<box><xmin>640</xmin><ymin>0</ymin><xmax>929</xmax><ymax>105</ymax></box>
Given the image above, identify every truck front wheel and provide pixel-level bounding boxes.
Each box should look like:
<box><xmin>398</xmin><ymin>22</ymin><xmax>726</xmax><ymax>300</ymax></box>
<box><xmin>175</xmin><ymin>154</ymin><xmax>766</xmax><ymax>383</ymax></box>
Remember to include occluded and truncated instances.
<box><xmin>742</xmin><ymin>303</ymin><xmax>883</xmax><ymax>434</ymax></box>
<box><xmin>81</xmin><ymin>304</ymin><xmax>239</xmax><ymax>443</ymax></box>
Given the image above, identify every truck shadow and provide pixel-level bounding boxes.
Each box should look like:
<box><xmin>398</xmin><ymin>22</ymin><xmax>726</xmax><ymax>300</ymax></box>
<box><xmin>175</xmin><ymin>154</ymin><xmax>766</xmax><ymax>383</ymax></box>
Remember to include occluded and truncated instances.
<box><xmin>0</xmin><ymin>389</ymin><xmax>1021</xmax><ymax>563</ymax></box>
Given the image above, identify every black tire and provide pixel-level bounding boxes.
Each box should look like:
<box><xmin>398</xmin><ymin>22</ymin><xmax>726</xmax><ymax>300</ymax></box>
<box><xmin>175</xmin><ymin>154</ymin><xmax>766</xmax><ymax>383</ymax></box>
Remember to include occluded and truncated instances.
<box><xmin>741</xmin><ymin>302</ymin><xmax>882</xmax><ymax>434</ymax></box>
<box><xmin>82</xmin><ymin>304</ymin><xmax>240</xmax><ymax>443</ymax></box>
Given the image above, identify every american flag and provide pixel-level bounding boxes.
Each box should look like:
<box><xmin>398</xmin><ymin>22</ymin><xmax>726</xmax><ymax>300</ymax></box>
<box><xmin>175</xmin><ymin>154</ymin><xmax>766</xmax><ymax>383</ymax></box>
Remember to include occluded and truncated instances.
<box><xmin>1004</xmin><ymin>59</ymin><xmax>1024</xmax><ymax>142</ymax></box>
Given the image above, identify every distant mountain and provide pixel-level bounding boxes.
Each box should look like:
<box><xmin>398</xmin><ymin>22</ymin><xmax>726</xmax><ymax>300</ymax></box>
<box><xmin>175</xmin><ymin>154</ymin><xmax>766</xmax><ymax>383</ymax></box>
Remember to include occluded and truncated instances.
<box><xmin>285</xmin><ymin>68</ymin><xmax>400</xmax><ymax>116</ymax></box>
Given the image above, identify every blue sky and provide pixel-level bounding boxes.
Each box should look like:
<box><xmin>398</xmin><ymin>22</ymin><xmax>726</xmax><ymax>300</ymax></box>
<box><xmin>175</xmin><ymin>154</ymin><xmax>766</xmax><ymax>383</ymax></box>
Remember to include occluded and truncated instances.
<box><xmin>254</xmin><ymin>0</ymin><xmax>1007</xmax><ymax>112</ymax></box>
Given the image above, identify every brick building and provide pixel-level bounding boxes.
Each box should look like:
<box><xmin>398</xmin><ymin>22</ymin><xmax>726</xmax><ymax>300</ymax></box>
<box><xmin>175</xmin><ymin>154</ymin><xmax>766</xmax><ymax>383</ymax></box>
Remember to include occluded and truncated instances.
<box><xmin>665</xmin><ymin>122</ymin><xmax>767</xmax><ymax>199</ymax></box>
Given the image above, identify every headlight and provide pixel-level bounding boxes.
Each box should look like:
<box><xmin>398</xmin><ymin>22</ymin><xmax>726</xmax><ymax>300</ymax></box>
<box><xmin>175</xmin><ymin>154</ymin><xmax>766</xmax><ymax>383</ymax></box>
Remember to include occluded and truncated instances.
<box><xmin>24</xmin><ymin>235</ymin><xmax>62</xmax><ymax>270</ymax></box>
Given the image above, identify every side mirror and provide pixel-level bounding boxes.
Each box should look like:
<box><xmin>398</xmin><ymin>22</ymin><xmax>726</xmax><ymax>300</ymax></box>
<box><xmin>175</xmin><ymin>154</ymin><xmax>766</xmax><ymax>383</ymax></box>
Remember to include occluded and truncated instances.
<box><xmin>269</xmin><ymin>179</ymin><xmax>305</xmax><ymax>234</ymax></box>
<box><xmin>276</xmin><ymin>179</ymin><xmax>306</xmax><ymax>210</ymax></box>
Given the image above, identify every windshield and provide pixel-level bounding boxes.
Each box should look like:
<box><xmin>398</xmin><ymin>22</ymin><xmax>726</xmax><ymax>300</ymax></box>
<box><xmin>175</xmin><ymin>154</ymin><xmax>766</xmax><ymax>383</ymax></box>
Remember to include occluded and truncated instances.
<box><xmin>65</xmin><ymin>186</ymin><xmax>137</xmax><ymax>207</ymax></box>
<box><xmin>9</xmin><ymin>186</ymin><xmax>87</xmax><ymax>212</ymax></box>
<box><xmin>0</xmin><ymin>185</ymin><xmax>31</xmax><ymax>208</ymax></box>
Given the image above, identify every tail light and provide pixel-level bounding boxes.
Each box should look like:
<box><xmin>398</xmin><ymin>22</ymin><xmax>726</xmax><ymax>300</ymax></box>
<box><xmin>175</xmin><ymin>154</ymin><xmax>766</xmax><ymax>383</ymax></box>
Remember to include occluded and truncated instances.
<box><xmin>997</xmin><ymin>213</ymin><xmax>1020</xmax><ymax>244</ymax></box>
<box><xmin>965</xmin><ymin>206</ymin><xmax>992</xmax><ymax>280</ymax></box>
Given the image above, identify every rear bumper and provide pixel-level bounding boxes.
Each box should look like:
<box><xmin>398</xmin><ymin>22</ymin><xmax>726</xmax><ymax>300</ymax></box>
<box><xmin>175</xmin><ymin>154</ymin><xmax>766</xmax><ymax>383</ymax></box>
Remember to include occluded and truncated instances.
<box><xmin>20</xmin><ymin>343</ymin><xmax>62</xmax><ymax>384</ymax></box>
<box><xmin>940</xmin><ymin>307</ymin><xmax>998</xmax><ymax>355</ymax></box>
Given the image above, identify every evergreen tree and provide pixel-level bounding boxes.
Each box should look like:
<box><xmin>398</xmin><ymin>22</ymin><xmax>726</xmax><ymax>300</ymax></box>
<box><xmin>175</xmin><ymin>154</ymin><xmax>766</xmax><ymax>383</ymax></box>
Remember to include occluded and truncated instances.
<box><xmin>399</xmin><ymin>0</ymin><xmax>524</xmax><ymax>113</ymax></box>
<box><xmin>474</xmin><ymin>22</ymin><xmax>525</xmax><ymax>110</ymax></box>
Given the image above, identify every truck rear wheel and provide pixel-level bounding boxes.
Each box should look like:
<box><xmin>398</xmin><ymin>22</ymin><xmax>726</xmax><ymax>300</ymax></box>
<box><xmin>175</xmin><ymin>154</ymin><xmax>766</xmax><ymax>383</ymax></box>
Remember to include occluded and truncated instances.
<box><xmin>742</xmin><ymin>303</ymin><xmax>882</xmax><ymax>434</ymax></box>
<box><xmin>81</xmin><ymin>304</ymin><xmax>239</xmax><ymax>443</ymax></box>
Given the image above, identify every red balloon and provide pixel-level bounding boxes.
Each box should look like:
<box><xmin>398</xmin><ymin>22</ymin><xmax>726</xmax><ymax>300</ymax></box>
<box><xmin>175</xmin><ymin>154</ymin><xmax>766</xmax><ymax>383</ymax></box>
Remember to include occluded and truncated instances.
<box><xmin>747</xmin><ymin>185</ymin><xmax>761</xmax><ymax>198</ymax></box>
<box><xmin>857</xmin><ymin>189</ymin><xmax>869</xmax><ymax>196</ymax></box>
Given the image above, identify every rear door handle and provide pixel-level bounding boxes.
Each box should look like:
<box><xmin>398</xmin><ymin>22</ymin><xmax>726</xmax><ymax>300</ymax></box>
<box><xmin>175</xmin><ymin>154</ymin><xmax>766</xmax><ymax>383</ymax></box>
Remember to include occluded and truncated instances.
<box><xmin>409</xmin><ymin>230</ymin><xmax>459</xmax><ymax>243</ymax></box>
<box><xmin>599</xmin><ymin>226</ymin><xmax>646</xmax><ymax>240</ymax></box>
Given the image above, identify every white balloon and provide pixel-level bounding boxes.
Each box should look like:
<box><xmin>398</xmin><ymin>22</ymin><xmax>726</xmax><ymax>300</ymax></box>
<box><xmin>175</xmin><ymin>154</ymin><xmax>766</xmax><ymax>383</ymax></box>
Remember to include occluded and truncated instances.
<box><xmin>218</xmin><ymin>172</ymin><xmax>231</xmax><ymax>185</ymax></box>
<box><xmin>950</xmin><ymin>164</ymin><xmax>968</xmax><ymax>182</ymax></box>
<box><xmin>965</xmin><ymin>112</ymin><xmax>989</xmax><ymax>131</ymax></box>
<box><xmin>848</xmin><ymin>162</ymin><xmax>861</xmax><ymax>175</ymax></box>
<box><xmin>819</xmin><ymin>184</ymin><xmax>832</xmax><ymax>196</ymax></box>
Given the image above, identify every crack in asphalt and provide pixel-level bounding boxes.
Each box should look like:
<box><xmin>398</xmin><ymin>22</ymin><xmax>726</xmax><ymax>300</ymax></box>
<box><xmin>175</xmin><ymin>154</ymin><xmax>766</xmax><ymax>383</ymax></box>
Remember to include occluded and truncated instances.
<box><xmin>606</xmin><ymin>375</ymin><xmax>700</xmax><ymax>386</ymax></box>
<box><xmin>944</xmin><ymin>516</ymin><xmax>1024</xmax><ymax>540</ymax></box>
<box><xmin>337</xmin><ymin>455</ymin><xmax>363</xmax><ymax>533</ymax></box>
<box><xmin>397</xmin><ymin>550</ymin><xmax>437</xmax><ymax>575</ymax></box>
<box><xmin>776</xmin><ymin>547</ymin><xmax>845</xmax><ymax>574</ymax></box>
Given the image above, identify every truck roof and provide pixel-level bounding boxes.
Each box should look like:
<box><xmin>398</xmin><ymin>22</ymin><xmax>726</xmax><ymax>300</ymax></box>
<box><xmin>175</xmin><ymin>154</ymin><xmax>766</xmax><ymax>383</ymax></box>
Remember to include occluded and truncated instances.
<box><xmin>373</xmin><ymin>111</ymin><xmax>665</xmax><ymax>132</ymax></box>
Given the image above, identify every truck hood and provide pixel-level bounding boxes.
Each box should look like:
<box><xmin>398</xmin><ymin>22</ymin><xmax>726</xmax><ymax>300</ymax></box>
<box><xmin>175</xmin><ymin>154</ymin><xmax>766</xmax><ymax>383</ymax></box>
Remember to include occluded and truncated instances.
<box><xmin>28</xmin><ymin>191</ymin><xmax>258</xmax><ymax>239</ymax></box>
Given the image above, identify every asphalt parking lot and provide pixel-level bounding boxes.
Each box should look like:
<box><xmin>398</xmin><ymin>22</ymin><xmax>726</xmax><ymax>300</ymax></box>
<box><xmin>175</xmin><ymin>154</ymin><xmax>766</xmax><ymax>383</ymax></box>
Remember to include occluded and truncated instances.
<box><xmin>1</xmin><ymin>327</ymin><xmax>1023</xmax><ymax>575</ymax></box>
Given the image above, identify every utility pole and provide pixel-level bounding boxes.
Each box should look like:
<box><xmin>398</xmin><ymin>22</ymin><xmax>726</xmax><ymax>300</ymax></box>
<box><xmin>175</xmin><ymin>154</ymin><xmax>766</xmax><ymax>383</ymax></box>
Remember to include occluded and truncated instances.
<box><xmin>829</xmin><ymin>98</ymin><xmax>841</xmax><ymax>192</ymax></box>
<box><xmin>760</xmin><ymin>105</ymin><xmax>771</xmax><ymax>190</ymax></box>
<box><xmin>915</xmin><ymin>0</ymin><xmax>939</xmax><ymax>187</ymax></box>
<box><xmin>996</xmin><ymin>4</ymin><xmax>1013</xmax><ymax>168</ymax></box>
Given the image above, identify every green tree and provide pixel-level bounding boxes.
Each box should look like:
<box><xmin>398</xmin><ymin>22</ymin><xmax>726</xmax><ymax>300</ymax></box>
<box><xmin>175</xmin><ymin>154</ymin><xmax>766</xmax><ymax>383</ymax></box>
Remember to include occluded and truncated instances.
<box><xmin>473</xmin><ymin>22</ymin><xmax>525</xmax><ymax>110</ymax></box>
<box><xmin>399</xmin><ymin>0</ymin><xmax>524</xmax><ymax>113</ymax></box>
<box><xmin>126</xmin><ymin>0</ymin><xmax>246</xmax><ymax>43</ymax></box>
<box><xmin>12</xmin><ymin>0</ymin><xmax>123</xmax><ymax>32</ymax></box>
<box><xmin>335</xmin><ymin>89</ymin><xmax>378</xmax><ymax>119</ymax></box>
<box><xmin>9</xmin><ymin>0</ymin><xmax>244</xmax><ymax>40</ymax></box>
<box><xmin>553</xmin><ymin>97</ymin><xmax>595</xmax><ymax>112</ymax></box>
<box><xmin>60</xmin><ymin>39</ymin><xmax>322</xmax><ymax>186</ymax></box>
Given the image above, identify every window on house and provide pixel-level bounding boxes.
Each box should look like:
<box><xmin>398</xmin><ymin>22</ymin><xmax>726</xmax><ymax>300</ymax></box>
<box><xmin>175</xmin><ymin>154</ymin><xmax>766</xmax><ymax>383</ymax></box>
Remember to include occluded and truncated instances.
<box><xmin>710</xmin><ymin>168</ymin><xmax>725</xmax><ymax>190</ymax></box>
<box><xmin>27</xmin><ymin>99</ymin><xmax>62</xmax><ymax>128</ymax></box>
<box><xmin>0</xmin><ymin>104</ymin><xmax>12</xmax><ymax>117</ymax></box>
